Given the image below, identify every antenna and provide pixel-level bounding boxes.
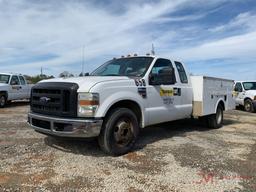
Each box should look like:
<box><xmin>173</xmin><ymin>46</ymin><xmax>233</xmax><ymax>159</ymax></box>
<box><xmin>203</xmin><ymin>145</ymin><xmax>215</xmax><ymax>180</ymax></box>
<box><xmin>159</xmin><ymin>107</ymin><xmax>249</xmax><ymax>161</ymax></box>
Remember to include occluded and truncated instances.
<box><xmin>82</xmin><ymin>45</ymin><xmax>85</xmax><ymax>76</ymax></box>
<box><xmin>151</xmin><ymin>43</ymin><xmax>155</xmax><ymax>55</ymax></box>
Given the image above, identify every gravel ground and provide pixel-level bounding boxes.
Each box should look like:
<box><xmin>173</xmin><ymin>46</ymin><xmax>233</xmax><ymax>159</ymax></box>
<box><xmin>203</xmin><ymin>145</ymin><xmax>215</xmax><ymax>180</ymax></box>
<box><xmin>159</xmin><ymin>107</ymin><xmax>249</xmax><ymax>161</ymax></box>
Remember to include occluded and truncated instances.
<box><xmin>0</xmin><ymin>102</ymin><xmax>255</xmax><ymax>192</ymax></box>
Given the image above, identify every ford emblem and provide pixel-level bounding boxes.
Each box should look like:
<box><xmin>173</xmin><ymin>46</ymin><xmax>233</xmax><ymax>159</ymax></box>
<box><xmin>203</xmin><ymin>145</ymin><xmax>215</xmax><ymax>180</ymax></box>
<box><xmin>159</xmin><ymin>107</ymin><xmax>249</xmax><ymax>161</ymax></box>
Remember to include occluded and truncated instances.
<box><xmin>40</xmin><ymin>97</ymin><xmax>51</xmax><ymax>103</ymax></box>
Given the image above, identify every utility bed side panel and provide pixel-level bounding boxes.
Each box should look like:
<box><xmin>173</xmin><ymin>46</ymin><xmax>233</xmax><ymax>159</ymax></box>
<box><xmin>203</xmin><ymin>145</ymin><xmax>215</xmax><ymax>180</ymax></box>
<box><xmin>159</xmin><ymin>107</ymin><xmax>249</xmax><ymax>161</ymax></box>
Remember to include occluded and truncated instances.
<box><xmin>191</xmin><ymin>76</ymin><xmax>235</xmax><ymax>117</ymax></box>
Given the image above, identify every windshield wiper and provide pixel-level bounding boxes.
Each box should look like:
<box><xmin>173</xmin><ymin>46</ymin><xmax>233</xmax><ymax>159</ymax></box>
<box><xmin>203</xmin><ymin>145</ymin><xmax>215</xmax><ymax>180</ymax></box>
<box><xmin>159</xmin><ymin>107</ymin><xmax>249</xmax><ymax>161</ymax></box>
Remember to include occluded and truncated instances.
<box><xmin>103</xmin><ymin>74</ymin><xmax>121</xmax><ymax>76</ymax></box>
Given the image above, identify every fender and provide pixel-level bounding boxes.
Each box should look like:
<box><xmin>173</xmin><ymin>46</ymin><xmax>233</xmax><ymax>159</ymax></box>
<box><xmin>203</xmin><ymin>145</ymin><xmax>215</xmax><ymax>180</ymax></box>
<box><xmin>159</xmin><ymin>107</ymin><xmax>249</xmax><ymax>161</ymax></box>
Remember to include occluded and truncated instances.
<box><xmin>95</xmin><ymin>91</ymin><xmax>147</xmax><ymax>127</ymax></box>
<box><xmin>0</xmin><ymin>91</ymin><xmax>8</xmax><ymax>100</ymax></box>
<box><xmin>214</xmin><ymin>98</ymin><xmax>225</xmax><ymax>113</ymax></box>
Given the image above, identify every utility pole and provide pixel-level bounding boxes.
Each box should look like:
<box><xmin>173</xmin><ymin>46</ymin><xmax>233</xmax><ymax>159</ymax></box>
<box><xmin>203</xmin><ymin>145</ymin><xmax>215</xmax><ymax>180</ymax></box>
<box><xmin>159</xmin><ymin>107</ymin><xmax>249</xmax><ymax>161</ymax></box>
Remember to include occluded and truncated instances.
<box><xmin>151</xmin><ymin>43</ymin><xmax>155</xmax><ymax>55</ymax></box>
<box><xmin>82</xmin><ymin>45</ymin><xmax>85</xmax><ymax>76</ymax></box>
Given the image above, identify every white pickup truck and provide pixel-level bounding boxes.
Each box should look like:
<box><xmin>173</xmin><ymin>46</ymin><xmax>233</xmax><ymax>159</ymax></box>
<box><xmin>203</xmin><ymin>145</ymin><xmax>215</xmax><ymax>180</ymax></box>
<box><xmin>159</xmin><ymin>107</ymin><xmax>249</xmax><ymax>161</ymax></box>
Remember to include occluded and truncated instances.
<box><xmin>234</xmin><ymin>81</ymin><xmax>256</xmax><ymax>112</ymax></box>
<box><xmin>0</xmin><ymin>73</ymin><xmax>32</xmax><ymax>107</ymax></box>
<box><xmin>28</xmin><ymin>55</ymin><xmax>235</xmax><ymax>155</ymax></box>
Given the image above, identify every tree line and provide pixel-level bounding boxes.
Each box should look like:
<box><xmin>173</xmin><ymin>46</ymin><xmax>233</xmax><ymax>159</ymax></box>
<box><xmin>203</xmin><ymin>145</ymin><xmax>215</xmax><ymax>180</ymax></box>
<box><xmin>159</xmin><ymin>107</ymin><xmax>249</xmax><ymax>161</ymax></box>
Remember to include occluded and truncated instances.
<box><xmin>24</xmin><ymin>71</ymin><xmax>88</xmax><ymax>84</ymax></box>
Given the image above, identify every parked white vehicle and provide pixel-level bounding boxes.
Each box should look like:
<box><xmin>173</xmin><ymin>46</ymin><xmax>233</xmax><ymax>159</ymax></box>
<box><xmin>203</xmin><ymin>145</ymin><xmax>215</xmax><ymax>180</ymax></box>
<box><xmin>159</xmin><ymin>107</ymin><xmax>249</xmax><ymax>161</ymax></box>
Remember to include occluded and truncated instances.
<box><xmin>234</xmin><ymin>81</ymin><xmax>256</xmax><ymax>112</ymax></box>
<box><xmin>28</xmin><ymin>55</ymin><xmax>235</xmax><ymax>155</ymax></box>
<box><xmin>0</xmin><ymin>73</ymin><xmax>32</xmax><ymax>107</ymax></box>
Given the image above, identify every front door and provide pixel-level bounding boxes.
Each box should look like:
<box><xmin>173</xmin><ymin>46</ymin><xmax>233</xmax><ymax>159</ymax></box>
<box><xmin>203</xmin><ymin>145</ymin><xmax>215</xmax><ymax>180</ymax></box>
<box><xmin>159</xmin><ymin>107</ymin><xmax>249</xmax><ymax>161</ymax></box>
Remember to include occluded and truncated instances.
<box><xmin>234</xmin><ymin>82</ymin><xmax>244</xmax><ymax>106</ymax></box>
<box><xmin>146</xmin><ymin>58</ymin><xmax>182</xmax><ymax>125</ymax></box>
<box><xmin>8</xmin><ymin>75</ymin><xmax>22</xmax><ymax>100</ymax></box>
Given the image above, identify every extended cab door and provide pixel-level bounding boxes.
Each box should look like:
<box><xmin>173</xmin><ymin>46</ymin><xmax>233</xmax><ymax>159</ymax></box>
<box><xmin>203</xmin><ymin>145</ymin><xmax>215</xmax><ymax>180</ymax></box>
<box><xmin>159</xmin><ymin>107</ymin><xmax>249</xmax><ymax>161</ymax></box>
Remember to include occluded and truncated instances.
<box><xmin>19</xmin><ymin>76</ymin><xmax>30</xmax><ymax>99</ymax></box>
<box><xmin>8</xmin><ymin>75</ymin><xmax>22</xmax><ymax>100</ymax></box>
<box><xmin>174</xmin><ymin>61</ymin><xmax>193</xmax><ymax>117</ymax></box>
<box><xmin>234</xmin><ymin>82</ymin><xmax>244</xmax><ymax>105</ymax></box>
<box><xmin>146</xmin><ymin>58</ymin><xmax>186</xmax><ymax>125</ymax></box>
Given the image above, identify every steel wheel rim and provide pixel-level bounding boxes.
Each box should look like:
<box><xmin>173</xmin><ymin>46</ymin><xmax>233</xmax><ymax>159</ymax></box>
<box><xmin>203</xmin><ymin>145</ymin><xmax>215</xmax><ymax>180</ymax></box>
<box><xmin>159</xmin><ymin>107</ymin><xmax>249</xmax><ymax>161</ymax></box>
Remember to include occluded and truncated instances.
<box><xmin>0</xmin><ymin>96</ymin><xmax>5</xmax><ymax>107</ymax></box>
<box><xmin>113</xmin><ymin>118</ymin><xmax>134</xmax><ymax>147</ymax></box>
<box><xmin>245</xmin><ymin>102</ymin><xmax>251</xmax><ymax>111</ymax></box>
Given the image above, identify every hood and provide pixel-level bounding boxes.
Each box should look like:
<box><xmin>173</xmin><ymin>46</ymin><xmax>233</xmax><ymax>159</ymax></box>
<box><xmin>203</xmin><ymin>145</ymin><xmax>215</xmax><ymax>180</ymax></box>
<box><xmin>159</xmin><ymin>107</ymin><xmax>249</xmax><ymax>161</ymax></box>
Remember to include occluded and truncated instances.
<box><xmin>39</xmin><ymin>76</ymin><xmax>131</xmax><ymax>92</ymax></box>
<box><xmin>0</xmin><ymin>83</ymin><xmax>8</xmax><ymax>88</ymax></box>
<box><xmin>245</xmin><ymin>90</ymin><xmax>256</xmax><ymax>96</ymax></box>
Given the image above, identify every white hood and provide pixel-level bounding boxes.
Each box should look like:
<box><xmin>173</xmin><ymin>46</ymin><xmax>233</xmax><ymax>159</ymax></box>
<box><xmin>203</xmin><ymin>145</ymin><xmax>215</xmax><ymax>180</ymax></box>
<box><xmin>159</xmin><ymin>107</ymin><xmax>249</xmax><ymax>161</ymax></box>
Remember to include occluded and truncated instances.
<box><xmin>0</xmin><ymin>83</ymin><xmax>8</xmax><ymax>89</ymax></box>
<box><xmin>245</xmin><ymin>90</ymin><xmax>256</xmax><ymax>96</ymax></box>
<box><xmin>39</xmin><ymin>76</ymin><xmax>131</xmax><ymax>92</ymax></box>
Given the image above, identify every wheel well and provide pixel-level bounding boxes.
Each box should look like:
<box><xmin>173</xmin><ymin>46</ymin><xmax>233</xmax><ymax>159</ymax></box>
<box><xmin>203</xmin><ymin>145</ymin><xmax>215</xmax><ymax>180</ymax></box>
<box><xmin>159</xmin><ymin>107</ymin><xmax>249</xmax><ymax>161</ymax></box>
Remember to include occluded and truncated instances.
<box><xmin>0</xmin><ymin>91</ymin><xmax>8</xmax><ymax>99</ymax></box>
<box><xmin>244</xmin><ymin>97</ymin><xmax>252</xmax><ymax>102</ymax></box>
<box><xmin>218</xmin><ymin>100</ymin><xmax>225</xmax><ymax>111</ymax></box>
<box><xmin>105</xmin><ymin>100</ymin><xmax>142</xmax><ymax>127</ymax></box>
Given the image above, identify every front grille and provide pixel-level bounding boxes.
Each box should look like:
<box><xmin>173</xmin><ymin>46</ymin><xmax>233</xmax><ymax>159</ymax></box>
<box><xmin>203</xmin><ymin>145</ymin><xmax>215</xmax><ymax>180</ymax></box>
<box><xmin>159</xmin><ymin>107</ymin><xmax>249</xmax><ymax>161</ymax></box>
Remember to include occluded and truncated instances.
<box><xmin>31</xmin><ymin>82</ymin><xmax>79</xmax><ymax>117</ymax></box>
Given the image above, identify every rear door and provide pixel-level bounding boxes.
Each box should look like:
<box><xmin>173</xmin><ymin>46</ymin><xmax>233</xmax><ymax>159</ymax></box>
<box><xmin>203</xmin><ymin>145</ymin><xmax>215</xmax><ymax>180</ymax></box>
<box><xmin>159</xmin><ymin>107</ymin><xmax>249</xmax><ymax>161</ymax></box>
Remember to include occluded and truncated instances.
<box><xmin>146</xmin><ymin>58</ymin><xmax>183</xmax><ymax>125</ymax></box>
<box><xmin>174</xmin><ymin>61</ymin><xmax>193</xmax><ymax>117</ymax></box>
<box><xmin>19</xmin><ymin>76</ymin><xmax>29</xmax><ymax>99</ymax></box>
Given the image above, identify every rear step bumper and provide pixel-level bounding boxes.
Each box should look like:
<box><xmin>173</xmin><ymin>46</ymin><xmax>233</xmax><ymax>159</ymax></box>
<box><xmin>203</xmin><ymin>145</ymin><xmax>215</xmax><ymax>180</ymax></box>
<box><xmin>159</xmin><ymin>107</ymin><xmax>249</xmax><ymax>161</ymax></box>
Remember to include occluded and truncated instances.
<box><xmin>28</xmin><ymin>112</ymin><xmax>102</xmax><ymax>138</ymax></box>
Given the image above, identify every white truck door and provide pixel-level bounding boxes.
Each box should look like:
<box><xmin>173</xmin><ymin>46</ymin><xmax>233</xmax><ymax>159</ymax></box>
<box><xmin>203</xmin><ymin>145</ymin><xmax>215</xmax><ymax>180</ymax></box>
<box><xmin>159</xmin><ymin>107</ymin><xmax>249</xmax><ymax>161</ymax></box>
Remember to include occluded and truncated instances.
<box><xmin>19</xmin><ymin>76</ymin><xmax>29</xmax><ymax>99</ymax></box>
<box><xmin>234</xmin><ymin>82</ymin><xmax>244</xmax><ymax>105</ymax></box>
<box><xmin>9</xmin><ymin>75</ymin><xmax>22</xmax><ymax>100</ymax></box>
<box><xmin>174</xmin><ymin>61</ymin><xmax>193</xmax><ymax>117</ymax></box>
<box><xmin>146</xmin><ymin>58</ymin><xmax>183</xmax><ymax>125</ymax></box>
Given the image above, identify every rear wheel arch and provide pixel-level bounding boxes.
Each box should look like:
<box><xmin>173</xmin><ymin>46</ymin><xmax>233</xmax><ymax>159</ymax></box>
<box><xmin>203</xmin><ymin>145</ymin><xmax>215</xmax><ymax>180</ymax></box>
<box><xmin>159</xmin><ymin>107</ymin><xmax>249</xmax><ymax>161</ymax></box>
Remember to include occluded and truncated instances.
<box><xmin>217</xmin><ymin>100</ymin><xmax>225</xmax><ymax>111</ymax></box>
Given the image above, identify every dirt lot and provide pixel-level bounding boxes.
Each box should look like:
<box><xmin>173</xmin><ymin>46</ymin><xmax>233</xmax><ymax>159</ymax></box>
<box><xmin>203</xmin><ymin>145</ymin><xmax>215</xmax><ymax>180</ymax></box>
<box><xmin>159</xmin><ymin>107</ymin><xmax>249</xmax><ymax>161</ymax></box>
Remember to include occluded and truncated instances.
<box><xmin>0</xmin><ymin>102</ymin><xmax>255</xmax><ymax>192</ymax></box>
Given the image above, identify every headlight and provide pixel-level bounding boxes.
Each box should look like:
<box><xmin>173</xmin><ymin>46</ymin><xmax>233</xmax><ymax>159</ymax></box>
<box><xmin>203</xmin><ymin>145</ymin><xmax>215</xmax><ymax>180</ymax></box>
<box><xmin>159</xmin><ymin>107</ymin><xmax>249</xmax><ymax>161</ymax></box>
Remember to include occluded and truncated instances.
<box><xmin>78</xmin><ymin>93</ymin><xmax>99</xmax><ymax>117</ymax></box>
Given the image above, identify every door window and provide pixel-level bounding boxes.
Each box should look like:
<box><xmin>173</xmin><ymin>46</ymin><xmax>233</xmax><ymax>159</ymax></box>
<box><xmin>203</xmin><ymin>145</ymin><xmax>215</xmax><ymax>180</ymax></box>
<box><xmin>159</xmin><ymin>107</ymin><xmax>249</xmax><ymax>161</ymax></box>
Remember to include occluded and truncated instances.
<box><xmin>150</xmin><ymin>59</ymin><xmax>176</xmax><ymax>85</ymax></box>
<box><xmin>10</xmin><ymin>76</ymin><xmax>20</xmax><ymax>85</ymax></box>
<box><xmin>234</xmin><ymin>83</ymin><xmax>243</xmax><ymax>92</ymax></box>
<box><xmin>175</xmin><ymin>61</ymin><xmax>188</xmax><ymax>84</ymax></box>
<box><xmin>19</xmin><ymin>76</ymin><xmax>26</xmax><ymax>85</ymax></box>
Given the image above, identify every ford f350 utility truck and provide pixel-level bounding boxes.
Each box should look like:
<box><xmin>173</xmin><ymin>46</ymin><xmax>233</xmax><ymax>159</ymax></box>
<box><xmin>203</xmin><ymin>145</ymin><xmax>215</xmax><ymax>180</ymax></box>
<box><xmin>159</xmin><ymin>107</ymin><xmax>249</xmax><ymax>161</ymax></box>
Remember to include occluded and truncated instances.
<box><xmin>28</xmin><ymin>55</ymin><xmax>235</xmax><ymax>155</ymax></box>
<box><xmin>0</xmin><ymin>73</ymin><xmax>32</xmax><ymax>107</ymax></box>
<box><xmin>234</xmin><ymin>81</ymin><xmax>256</xmax><ymax>112</ymax></box>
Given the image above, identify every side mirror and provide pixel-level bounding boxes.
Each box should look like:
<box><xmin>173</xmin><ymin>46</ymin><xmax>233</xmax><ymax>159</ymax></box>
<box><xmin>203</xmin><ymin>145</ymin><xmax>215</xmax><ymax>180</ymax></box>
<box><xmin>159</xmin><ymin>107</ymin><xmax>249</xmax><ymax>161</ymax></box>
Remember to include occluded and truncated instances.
<box><xmin>149</xmin><ymin>67</ymin><xmax>176</xmax><ymax>85</ymax></box>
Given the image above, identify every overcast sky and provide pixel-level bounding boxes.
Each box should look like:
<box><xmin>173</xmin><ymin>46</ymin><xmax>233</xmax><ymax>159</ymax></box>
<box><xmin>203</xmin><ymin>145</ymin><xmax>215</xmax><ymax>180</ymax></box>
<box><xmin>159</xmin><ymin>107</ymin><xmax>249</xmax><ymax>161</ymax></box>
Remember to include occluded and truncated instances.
<box><xmin>0</xmin><ymin>0</ymin><xmax>256</xmax><ymax>80</ymax></box>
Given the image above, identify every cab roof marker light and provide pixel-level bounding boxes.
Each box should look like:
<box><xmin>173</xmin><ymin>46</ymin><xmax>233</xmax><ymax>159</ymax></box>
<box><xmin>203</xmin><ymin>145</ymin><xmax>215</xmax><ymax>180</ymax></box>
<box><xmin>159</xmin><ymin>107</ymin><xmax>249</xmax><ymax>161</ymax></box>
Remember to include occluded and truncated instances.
<box><xmin>134</xmin><ymin>53</ymin><xmax>138</xmax><ymax>56</ymax></box>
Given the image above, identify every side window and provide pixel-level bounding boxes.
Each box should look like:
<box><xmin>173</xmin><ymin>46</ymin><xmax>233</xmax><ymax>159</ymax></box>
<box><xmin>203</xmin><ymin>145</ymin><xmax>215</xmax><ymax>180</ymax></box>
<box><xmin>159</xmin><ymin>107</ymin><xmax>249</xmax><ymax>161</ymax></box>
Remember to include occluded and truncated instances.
<box><xmin>10</xmin><ymin>76</ymin><xmax>20</xmax><ymax>85</ymax></box>
<box><xmin>234</xmin><ymin>83</ymin><xmax>242</xmax><ymax>92</ymax></box>
<box><xmin>175</xmin><ymin>61</ymin><xmax>188</xmax><ymax>84</ymax></box>
<box><xmin>19</xmin><ymin>76</ymin><xmax>26</xmax><ymax>85</ymax></box>
<box><xmin>150</xmin><ymin>59</ymin><xmax>176</xmax><ymax>85</ymax></box>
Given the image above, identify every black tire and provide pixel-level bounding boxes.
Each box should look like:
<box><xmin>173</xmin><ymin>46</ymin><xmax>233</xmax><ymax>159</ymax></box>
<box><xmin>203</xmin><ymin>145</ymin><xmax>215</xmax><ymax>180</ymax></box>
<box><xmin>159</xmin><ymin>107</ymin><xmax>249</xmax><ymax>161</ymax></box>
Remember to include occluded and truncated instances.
<box><xmin>98</xmin><ymin>108</ymin><xmax>140</xmax><ymax>156</ymax></box>
<box><xmin>206</xmin><ymin>104</ymin><xmax>224</xmax><ymax>129</ymax></box>
<box><xmin>0</xmin><ymin>94</ymin><xmax>7</xmax><ymax>108</ymax></box>
<box><xmin>244</xmin><ymin>99</ymin><xmax>255</xmax><ymax>113</ymax></box>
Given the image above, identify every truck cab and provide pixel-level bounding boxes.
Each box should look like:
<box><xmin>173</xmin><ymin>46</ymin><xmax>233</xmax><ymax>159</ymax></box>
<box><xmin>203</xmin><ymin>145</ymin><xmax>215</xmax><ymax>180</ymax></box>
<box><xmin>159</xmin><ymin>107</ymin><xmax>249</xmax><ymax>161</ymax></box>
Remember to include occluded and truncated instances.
<box><xmin>234</xmin><ymin>81</ymin><xmax>256</xmax><ymax>112</ymax></box>
<box><xmin>28</xmin><ymin>55</ymin><xmax>235</xmax><ymax>155</ymax></box>
<box><xmin>0</xmin><ymin>73</ymin><xmax>32</xmax><ymax>107</ymax></box>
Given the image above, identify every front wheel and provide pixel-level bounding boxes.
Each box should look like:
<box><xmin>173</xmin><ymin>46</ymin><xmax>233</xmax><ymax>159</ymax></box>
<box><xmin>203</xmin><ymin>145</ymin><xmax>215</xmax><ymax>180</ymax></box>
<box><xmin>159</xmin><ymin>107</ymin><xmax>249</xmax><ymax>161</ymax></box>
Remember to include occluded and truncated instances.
<box><xmin>206</xmin><ymin>104</ymin><xmax>224</xmax><ymax>129</ymax></box>
<box><xmin>0</xmin><ymin>95</ymin><xmax>7</xmax><ymax>108</ymax></box>
<box><xmin>98</xmin><ymin>108</ymin><xmax>139</xmax><ymax>156</ymax></box>
<box><xmin>244</xmin><ymin>99</ymin><xmax>255</xmax><ymax>113</ymax></box>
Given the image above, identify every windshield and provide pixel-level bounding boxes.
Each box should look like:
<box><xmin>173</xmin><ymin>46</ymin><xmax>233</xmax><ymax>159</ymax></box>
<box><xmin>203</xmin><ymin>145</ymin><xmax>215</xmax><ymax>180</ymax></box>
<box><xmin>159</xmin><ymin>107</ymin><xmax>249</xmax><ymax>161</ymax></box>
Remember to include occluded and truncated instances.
<box><xmin>91</xmin><ymin>57</ymin><xmax>153</xmax><ymax>77</ymax></box>
<box><xmin>0</xmin><ymin>74</ymin><xmax>10</xmax><ymax>84</ymax></box>
<box><xmin>243</xmin><ymin>82</ymin><xmax>256</xmax><ymax>90</ymax></box>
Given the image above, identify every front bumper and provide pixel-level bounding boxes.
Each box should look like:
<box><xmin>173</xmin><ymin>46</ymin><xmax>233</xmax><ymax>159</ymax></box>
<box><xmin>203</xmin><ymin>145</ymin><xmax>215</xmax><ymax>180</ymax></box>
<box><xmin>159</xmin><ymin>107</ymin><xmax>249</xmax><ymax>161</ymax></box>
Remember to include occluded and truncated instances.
<box><xmin>28</xmin><ymin>112</ymin><xmax>103</xmax><ymax>138</ymax></box>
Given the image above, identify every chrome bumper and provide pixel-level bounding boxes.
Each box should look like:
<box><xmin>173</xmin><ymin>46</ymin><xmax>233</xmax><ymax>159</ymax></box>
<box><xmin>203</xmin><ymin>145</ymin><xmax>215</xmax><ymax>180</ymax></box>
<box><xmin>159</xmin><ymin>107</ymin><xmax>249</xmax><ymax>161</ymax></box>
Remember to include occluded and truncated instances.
<box><xmin>28</xmin><ymin>112</ymin><xmax>103</xmax><ymax>138</ymax></box>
